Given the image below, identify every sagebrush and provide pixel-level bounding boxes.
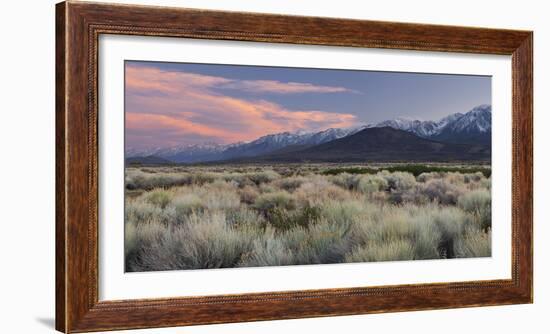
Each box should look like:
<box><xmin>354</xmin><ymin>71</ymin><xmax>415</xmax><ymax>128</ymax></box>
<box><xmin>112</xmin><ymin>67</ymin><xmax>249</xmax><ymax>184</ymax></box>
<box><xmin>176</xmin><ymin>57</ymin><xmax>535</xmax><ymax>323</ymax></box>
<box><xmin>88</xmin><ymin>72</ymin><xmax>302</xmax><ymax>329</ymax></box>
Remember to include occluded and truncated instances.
<box><xmin>125</xmin><ymin>164</ymin><xmax>491</xmax><ymax>272</ymax></box>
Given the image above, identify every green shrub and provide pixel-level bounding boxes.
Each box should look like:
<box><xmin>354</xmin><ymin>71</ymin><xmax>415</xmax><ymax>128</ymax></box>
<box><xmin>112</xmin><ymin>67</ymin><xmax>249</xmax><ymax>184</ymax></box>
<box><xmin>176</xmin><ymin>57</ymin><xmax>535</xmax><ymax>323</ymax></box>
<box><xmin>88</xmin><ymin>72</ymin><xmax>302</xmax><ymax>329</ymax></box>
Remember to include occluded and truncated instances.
<box><xmin>322</xmin><ymin>167</ymin><xmax>378</xmax><ymax>176</ymax></box>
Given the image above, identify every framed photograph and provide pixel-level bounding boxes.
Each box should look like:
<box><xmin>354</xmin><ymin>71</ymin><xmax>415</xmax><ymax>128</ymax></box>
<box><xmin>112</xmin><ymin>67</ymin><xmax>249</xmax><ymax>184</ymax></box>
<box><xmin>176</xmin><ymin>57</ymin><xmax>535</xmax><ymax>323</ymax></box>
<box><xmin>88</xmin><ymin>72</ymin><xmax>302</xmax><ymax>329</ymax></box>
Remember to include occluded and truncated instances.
<box><xmin>56</xmin><ymin>1</ymin><xmax>532</xmax><ymax>332</ymax></box>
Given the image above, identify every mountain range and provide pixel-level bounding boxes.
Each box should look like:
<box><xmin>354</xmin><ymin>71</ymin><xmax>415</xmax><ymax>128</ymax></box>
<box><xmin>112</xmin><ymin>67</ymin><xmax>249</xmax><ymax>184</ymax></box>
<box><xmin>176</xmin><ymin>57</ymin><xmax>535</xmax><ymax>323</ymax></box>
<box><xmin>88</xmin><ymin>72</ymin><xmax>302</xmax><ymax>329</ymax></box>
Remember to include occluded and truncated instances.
<box><xmin>126</xmin><ymin>104</ymin><xmax>492</xmax><ymax>164</ymax></box>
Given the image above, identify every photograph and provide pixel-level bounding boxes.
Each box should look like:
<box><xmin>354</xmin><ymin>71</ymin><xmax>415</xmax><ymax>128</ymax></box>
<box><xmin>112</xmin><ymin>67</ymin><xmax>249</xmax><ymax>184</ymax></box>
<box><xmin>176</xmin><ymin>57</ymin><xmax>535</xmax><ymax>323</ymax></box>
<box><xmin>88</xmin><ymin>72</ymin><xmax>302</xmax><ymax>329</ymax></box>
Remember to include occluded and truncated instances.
<box><xmin>123</xmin><ymin>61</ymin><xmax>493</xmax><ymax>272</ymax></box>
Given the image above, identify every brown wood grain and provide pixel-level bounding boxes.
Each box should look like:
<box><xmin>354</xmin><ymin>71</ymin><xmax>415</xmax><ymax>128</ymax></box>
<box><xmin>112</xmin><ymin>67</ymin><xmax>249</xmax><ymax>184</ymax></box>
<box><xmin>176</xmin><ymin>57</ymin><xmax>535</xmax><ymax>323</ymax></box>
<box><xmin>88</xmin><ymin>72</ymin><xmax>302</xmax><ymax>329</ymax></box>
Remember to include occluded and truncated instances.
<box><xmin>55</xmin><ymin>1</ymin><xmax>533</xmax><ymax>332</ymax></box>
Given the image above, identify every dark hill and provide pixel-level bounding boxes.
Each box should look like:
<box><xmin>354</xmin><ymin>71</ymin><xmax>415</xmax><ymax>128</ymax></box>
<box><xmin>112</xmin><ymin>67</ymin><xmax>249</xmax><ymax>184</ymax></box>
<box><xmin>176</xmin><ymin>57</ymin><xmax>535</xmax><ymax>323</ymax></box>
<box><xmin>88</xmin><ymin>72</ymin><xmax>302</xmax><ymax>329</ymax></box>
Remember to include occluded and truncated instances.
<box><xmin>126</xmin><ymin>155</ymin><xmax>173</xmax><ymax>165</ymax></box>
<box><xmin>236</xmin><ymin>127</ymin><xmax>490</xmax><ymax>163</ymax></box>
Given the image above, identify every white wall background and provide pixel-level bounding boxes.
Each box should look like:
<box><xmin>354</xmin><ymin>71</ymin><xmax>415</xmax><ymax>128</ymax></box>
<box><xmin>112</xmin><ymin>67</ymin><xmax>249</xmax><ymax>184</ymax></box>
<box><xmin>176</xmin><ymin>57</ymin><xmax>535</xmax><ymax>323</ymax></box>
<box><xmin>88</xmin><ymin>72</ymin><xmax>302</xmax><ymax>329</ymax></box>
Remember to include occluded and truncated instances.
<box><xmin>0</xmin><ymin>0</ymin><xmax>546</xmax><ymax>333</ymax></box>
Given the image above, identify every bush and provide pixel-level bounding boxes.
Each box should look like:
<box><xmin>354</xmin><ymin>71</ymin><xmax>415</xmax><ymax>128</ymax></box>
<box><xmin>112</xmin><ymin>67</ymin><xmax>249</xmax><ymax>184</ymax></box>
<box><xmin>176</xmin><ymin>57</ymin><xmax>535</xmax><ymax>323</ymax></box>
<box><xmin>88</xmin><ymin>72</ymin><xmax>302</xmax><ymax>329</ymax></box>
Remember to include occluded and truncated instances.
<box><xmin>357</xmin><ymin>174</ymin><xmax>388</xmax><ymax>195</ymax></box>
<box><xmin>379</xmin><ymin>171</ymin><xmax>416</xmax><ymax>191</ymax></box>
<box><xmin>226</xmin><ymin>207</ymin><xmax>264</xmax><ymax>227</ymax></box>
<box><xmin>274</xmin><ymin>176</ymin><xmax>306</xmax><ymax>192</ymax></box>
<box><xmin>238</xmin><ymin>185</ymin><xmax>260</xmax><ymax>204</ymax></box>
<box><xmin>455</xmin><ymin>227</ymin><xmax>491</xmax><ymax>258</ymax></box>
<box><xmin>254</xmin><ymin>191</ymin><xmax>296</xmax><ymax>212</ymax></box>
<box><xmin>410</xmin><ymin>214</ymin><xmax>441</xmax><ymax>259</ymax></box>
<box><xmin>330</xmin><ymin>173</ymin><xmax>361</xmax><ymax>190</ymax></box>
<box><xmin>345</xmin><ymin>239</ymin><xmax>415</xmax><ymax>262</ymax></box>
<box><xmin>294</xmin><ymin>176</ymin><xmax>351</xmax><ymax>207</ymax></box>
<box><xmin>265</xmin><ymin>205</ymin><xmax>321</xmax><ymax>231</ymax></box>
<box><xmin>458</xmin><ymin>189</ymin><xmax>491</xmax><ymax>231</ymax></box>
<box><xmin>248</xmin><ymin>170</ymin><xmax>280</xmax><ymax>185</ymax></box>
<box><xmin>291</xmin><ymin>219</ymin><xmax>352</xmax><ymax>264</ymax></box>
<box><xmin>125</xmin><ymin>165</ymin><xmax>493</xmax><ymax>271</ymax></box>
<box><xmin>421</xmin><ymin>179</ymin><xmax>465</xmax><ymax>205</ymax></box>
<box><xmin>201</xmin><ymin>186</ymin><xmax>240</xmax><ymax>211</ymax></box>
<box><xmin>144</xmin><ymin>189</ymin><xmax>172</xmax><ymax>208</ymax></box>
<box><xmin>432</xmin><ymin>207</ymin><xmax>467</xmax><ymax>258</ymax></box>
<box><xmin>171</xmin><ymin>193</ymin><xmax>203</xmax><ymax>217</ymax></box>
<box><xmin>239</xmin><ymin>232</ymin><xmax>294</xmax><ymax>267</ymax></box>
<box><xmin>126</xmin><ymin>212</ymin><xmax>257</xmax><ymax>271</ymax></box>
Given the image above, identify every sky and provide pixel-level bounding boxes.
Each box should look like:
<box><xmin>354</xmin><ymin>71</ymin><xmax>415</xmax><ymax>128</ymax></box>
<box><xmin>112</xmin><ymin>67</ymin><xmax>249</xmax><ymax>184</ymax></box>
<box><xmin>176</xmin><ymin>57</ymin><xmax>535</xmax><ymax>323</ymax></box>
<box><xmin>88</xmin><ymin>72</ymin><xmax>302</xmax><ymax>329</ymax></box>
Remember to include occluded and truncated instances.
<box><xmin>125</xmin><ymin>60</ymin><xmax>491</xmax><ymax>150</ymax></box>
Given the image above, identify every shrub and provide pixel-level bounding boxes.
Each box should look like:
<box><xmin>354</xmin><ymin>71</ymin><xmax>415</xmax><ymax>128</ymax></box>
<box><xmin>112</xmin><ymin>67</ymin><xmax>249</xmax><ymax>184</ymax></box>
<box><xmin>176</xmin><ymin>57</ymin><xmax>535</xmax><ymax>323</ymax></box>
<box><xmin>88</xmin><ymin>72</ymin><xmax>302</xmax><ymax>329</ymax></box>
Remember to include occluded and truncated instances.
<box><xmin>421</xmin><ymin>179</ymin><xmax>465</xmax><ymax>205</ymax></box>
<box><xmin>432</xmin><ymin>207</ymin><xmax>467</xmax><ymax>258</ymax></box>
<box><xmin>126</xmin><ymin>212</ymin><xmax>257</xmax><ymax>271</ymax></box>
<box><xmin>238</xmin><ymin>185</ymin><xmax>260</xmax><ymax>204</ymax></box>
<box><xmin>125</xmin><ymin>165</ymin><xmax>493</xmax><ymax>271</ymax></box>
<box><xmin>291</xmin><ymin>219</ymin><xmax>352</xmax><ymax>264</ymax></box>
<box><xmin>294</xmin><ymin>177</ymin><xmax>350</xmax><ymax>206</ymax></box>
<box><xmin>222</xmin><ymin>172</ymin><xmax>254</xmax><ymax>188</ymax></box>
<box><xmin>357</xmin><ymin>174</ymin><xmax>388</xmax><ymax>195</ymax></box>
<box><xmin>330</xmin><ymin>173</ymin><xmax>361</xmax><ymax>190</ymax></box>
<box><xmin>239</xmin><ymin>232</ymin><xmax>294</xmax><ymax>267</ymax></box>
<box><xmin>345</xmin><ymin>239</ymin><xmax>415</xmax><ymax>262</ymax></box>
<box><xmin>274</xmin><ymin>176</ymin><xmax>307</xmax><ymax>192</ymax></box>
<box><xmin>226</xmin><ymin>207</ymin><xmax>264</xmax><ymax>227</ymax></box>
<box><xmin>124</xmin><ymin>221</ymin><xmax>138</xmax><ymax>259</ymax></box>
<box><xmin>171</xmin><ymin>193</ymin><xmax>203</xmax><ymax>217</ymax></box>
<box><xmin>201</xmin><ymin>187</ymin><xmax>240</xmax><ymax>211</ymax></box>
<box><xmin>322</xmin><ymin>167</ymin><xmax>378</xmax><ymax>175</ymax></box>
<box><xmin>320</xmin><ymin>200</ymin><xmax>366</xmax><ymax>228</ymax></box>
<box><xmin>410</xmin><ymin>219</ymin><xmax>441</xmax><ymax>259</ymax></box>
<box><xmin>463</xmin><ymin>172</ymin><xmax>484</xmax><ymax>183</ymax></box>
<box><xmin>458</xmin><ymin>189</ymin><xmax>491</xmax><ymax>231</ymax></box>
<box><xmin>125</xmin><ymin>170</ymin><xmax>192</xmax><ymax>190</ymax></box>
<box><xmin>265</xmin><ymin>205</ymin><xmax>321</xmax><ymax>231</ymax></box>
<box><xmin>126</xmin><ymin>198</ymin><xmax>176</xmax><ymax>225</ymax></box>
<box><xmin>379</xmin><ymin>171</ymin><xmax>416</xmax><ymax>191</ymax></box>
<box><xmin>248</xmin><ymin>170</ymin><xmax>280</xmax><ymax>185</ymax></box>
<box><xmin>254</xmin><ymin>191</ymin><xmax>296</xmax><ymax>212</ymax></box>
<box><xmin>416</xmin><ymin>172</ymin><xmax>444</xmax><ymax>183</ymax></box>
<box><xmin>455</xmin><ymin>227</ymin><xmax>491</xmax><ymax>258</ymax></box>
<box><xmin>144</xmin><ymin>189</ymin><xmax>172</xmax><ymax>208</ymax></box>
<box><xmin>189</xmin><ymin>172</ymin><xmax>218</xmax><ymax>185</ymax></box>
<box><xmin>480</xmin><ymin>177</ymin><xmax>491</xmax><ymax>190</ymax></box>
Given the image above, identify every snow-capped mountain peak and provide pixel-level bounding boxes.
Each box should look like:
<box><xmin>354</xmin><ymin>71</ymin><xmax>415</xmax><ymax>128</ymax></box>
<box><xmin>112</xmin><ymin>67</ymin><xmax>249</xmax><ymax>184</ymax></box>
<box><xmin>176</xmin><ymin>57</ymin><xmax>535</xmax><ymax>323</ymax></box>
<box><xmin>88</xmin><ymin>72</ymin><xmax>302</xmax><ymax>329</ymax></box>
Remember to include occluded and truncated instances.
<box><xmin>126</xmin><ymin>104</ymin><xmax>491</xmax><ymax>163</ymax></box>
<box><xmin>371</xmin><ymin>105</ymin><xmax>491</xmax><ymax>140</ymax></box>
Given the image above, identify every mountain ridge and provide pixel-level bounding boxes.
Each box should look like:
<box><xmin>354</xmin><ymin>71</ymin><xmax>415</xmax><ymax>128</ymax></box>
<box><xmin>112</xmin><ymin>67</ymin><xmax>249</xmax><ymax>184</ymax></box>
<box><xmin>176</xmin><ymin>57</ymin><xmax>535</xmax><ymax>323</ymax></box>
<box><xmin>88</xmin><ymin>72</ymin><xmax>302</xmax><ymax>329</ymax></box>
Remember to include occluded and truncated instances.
<box><xmin>126</xmin><ymin>104</ymin><xmax>491</xmax><ymax>163</ymax></box>
<box><xmin>230</xmin><ymin>126</ymin><xmax>490</xmax><ymax>163</ymax></box>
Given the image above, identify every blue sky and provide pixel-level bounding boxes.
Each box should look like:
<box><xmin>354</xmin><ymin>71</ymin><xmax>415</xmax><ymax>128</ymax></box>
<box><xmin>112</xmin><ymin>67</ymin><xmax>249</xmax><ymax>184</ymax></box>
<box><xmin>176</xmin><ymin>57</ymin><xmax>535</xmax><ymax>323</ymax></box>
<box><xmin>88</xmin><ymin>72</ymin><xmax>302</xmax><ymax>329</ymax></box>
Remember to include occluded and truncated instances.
<box><xmin>125</xmin><ymin>60</ymin><xmax>490</xmax><ymax>149</ymax></box>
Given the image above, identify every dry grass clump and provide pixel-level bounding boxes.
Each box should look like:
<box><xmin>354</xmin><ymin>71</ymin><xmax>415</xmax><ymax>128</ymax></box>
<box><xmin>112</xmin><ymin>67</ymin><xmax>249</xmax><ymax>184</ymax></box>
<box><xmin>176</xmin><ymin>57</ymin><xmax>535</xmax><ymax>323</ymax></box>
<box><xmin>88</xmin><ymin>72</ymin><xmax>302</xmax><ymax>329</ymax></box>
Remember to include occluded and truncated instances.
<box><xmin>125</xmin><ymin>165</ymin><xmax>492</xmax><ymax>272</ymax></box>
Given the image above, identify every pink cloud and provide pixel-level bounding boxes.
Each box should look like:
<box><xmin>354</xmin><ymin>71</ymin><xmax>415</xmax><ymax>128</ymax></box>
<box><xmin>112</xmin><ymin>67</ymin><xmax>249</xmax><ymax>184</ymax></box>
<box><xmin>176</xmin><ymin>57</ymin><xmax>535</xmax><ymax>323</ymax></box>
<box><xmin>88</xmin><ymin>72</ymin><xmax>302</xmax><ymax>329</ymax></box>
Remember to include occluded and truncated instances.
<box><xmin>125</xmin><ymin>64</ymin><xmax>358</xmax><ymax>149</ymax></box>
<box><xmin>218</xmin><ymin>80</ymin><xmax>358</xmax><ymax>94</ymax></box>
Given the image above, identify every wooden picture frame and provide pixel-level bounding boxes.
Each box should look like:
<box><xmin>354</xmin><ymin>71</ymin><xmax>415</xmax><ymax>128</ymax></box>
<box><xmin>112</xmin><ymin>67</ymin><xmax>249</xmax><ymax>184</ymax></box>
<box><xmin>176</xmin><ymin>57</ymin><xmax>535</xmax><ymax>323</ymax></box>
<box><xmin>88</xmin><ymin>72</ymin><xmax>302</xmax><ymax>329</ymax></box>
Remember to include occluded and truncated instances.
<box><xmin>56</xmin><ymin>1</ymin><xmax>533</xmax><ymax>332</ymax></box>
